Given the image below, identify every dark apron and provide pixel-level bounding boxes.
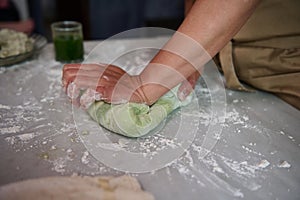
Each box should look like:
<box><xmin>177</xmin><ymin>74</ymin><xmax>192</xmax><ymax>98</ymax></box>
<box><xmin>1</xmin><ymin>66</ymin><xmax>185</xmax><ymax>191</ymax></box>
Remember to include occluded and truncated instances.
<box><xmin>218</xmin><ymin>0</ymin><xmax>300</xmax><ymax>109</ymax></box>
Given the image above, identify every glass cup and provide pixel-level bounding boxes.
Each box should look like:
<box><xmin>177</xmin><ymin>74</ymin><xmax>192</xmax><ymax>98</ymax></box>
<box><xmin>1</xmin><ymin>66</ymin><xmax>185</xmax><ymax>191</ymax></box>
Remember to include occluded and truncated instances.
<box><xmin>51</xmin><ymin>21</ymin><xmax>84</xmax><ymax>62</ymax></box>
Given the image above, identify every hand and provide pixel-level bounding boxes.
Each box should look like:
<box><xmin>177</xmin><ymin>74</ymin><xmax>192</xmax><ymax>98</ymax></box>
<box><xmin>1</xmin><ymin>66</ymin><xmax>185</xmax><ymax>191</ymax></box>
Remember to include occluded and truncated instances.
<box><xmin>177</xmin><ymin>71</ymin><xmax>200</xmax><ymax>101</ymax></box>
<box><xmin>62</xmin><ymin>63</ymin><xmax>150</xmax><ymax>104</ymax></box>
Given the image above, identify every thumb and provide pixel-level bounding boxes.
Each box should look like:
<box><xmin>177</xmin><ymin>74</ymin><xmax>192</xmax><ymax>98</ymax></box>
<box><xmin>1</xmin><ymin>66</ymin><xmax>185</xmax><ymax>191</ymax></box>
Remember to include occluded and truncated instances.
<box><xmin>177</xmin><ymin>80</ymin><xmax>194</xmax><ymax>101</ymax></box>
<box><xmin>177</xmin><ymin>72</ymin><xmax>200</xmax><ymax>101</ymax></box>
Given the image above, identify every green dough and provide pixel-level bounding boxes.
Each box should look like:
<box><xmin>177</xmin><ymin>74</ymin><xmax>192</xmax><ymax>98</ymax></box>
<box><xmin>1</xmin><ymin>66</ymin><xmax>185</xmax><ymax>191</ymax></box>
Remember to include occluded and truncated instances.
<box><xmin>87</xmin><ymin>85</ymin><xmax>193</xmax><ymax>137</ymax></box>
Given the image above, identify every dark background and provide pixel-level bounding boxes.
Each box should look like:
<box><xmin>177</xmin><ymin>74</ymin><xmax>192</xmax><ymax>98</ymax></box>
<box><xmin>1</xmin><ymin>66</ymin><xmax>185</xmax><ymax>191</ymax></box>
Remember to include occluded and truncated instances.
<box><xmin>6</xmin><ymin>0</ymin><xmax>185</xmax><ymax>41</ymax></box>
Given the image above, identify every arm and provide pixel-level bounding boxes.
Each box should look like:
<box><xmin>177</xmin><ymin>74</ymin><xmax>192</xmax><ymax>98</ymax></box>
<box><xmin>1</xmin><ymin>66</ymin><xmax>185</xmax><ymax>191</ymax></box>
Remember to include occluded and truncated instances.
<box><xmin>140</xmin><ymin>0</ymin><xmax>261</xmax><ymax>104</ymax></box>
<box><xmin>62</xmin><ymin>0</ymin><xmax>261</xmax><ymax>105</ymax></box>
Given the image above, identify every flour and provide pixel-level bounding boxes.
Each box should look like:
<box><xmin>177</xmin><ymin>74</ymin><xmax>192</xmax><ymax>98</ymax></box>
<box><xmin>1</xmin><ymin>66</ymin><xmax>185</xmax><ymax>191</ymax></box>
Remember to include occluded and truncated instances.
<box><xmin>242</xmin><ymin>145</ymin><xmax>263</xmax><ymax>156</ymax></box>
<box><xmin>0</xmin><ymin>125</ymin><xmax>21</xmax><ymax>134</ymax></box>
<box><xmin>51</xmin><ymin>157</ymin><xmax>67</xmax><ymax>173</ymax></box>
<box><xmin>0</xmin><ymin>104</ymin><xmax>11</xmax><ymax>110</ymax></box>
<box><xmin>5</xmin><ymin>132</ymin><xmax>36</xmax><ymax>145</ymax></box>
<box><xmin>81</xmin><ymin>151</ymin><xmax>90</xmax><ymax>164</ymax></box>
<box><xmin>1</xmin><ymin>42</ymin><xmax>298</xmax><ymax>199</ymax></box>
<box><xmin>4</xmin><ymin>136</ymin><xmax>16</xmax><ymax>145</ymax></box>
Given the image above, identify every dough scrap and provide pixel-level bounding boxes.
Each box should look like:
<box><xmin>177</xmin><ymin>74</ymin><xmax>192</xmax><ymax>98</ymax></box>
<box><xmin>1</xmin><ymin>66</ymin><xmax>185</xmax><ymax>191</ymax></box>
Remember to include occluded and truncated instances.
<box><xmin>87</xmin><ymin>85</ymin><xmax>193</xmax><ymax>137</ymax></box>
<box><xmin>0</xmin><ymin>175</ymin><xmax>155</xmax><ymax>200</ymax></box>
<box><xmin>0</xmin><ymin>29</ymin><xmax>33</xmax><ymax>58</ymax></box>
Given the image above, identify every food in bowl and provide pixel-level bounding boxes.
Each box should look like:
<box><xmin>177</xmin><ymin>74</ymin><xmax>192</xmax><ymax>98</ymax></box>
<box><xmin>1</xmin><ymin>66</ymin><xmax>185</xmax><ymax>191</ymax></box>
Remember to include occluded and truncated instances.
<box><xmin>0</xmin><ymin>29</ymin><xmax>34</xmax><ymax>58</ymax></box>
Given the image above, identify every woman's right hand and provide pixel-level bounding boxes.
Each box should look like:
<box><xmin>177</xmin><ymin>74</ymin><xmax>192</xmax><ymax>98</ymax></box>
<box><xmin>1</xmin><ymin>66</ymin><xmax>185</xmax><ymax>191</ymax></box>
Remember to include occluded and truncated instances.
<box><xmin>62</xmin><ymin>63</ymin><xmax>150</xmax><ymax>105</ymax></box>
<box><xmin>178</xmin><ymin>71</ymin><xmax>200</xmax><ymax>101</ymax></box>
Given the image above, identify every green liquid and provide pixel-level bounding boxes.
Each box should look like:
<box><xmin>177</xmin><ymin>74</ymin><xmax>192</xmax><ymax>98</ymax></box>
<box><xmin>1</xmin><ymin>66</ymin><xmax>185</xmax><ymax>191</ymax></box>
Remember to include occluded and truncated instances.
<box><xmin>54</xmin><ymin>35</ymin><xmax>84</xmax><ymax>62</ymax></box>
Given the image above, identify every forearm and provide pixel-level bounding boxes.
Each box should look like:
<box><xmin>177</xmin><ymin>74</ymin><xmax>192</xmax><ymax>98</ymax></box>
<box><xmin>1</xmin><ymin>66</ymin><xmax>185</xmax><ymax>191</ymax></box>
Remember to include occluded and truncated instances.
<box><xmin>140</xmin><ymin>0</ymin><xmax>261</xmax><ymax>104</ymax></box>
<box><xmin>179</xmin><ymin>0</ymin><xmax>261</xmax><ymax>55</ymax></box>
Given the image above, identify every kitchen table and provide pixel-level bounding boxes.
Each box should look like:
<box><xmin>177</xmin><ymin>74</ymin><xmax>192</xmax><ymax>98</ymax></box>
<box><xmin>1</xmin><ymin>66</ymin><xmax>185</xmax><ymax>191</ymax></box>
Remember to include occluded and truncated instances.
<box><xmin>0</xmin><ymin>37</ymin><xmax>299</xmax><ymax>200</ymax></box>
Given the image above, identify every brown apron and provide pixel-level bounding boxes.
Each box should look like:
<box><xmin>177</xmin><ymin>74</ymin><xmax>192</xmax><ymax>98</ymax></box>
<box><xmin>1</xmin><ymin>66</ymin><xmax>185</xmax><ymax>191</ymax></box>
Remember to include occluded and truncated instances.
<box><xmin>218</xmin><ymin>0</ymin><xmax>300</xmax><ymax>109</ymax></box>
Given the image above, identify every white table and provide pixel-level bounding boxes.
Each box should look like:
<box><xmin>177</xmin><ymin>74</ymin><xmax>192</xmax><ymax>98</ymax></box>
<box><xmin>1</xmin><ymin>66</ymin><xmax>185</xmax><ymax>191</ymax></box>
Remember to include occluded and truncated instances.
<box><xmin>0</xmin><ymin>39</ymin><xmax>299</xmax><ymax>200</ymax></box>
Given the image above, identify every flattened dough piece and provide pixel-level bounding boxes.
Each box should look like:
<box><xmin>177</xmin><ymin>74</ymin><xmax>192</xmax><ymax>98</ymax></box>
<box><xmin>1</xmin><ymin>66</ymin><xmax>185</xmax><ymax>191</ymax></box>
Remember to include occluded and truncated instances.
<box><xmin>0</xmin><ymin>175</ymin><xmax>155</xmax><ymax>200</ymax></box>
<box><xmin>87</xmin><ymin>85</ymin><xmax>193</xmax><ymax>137</ymax></box>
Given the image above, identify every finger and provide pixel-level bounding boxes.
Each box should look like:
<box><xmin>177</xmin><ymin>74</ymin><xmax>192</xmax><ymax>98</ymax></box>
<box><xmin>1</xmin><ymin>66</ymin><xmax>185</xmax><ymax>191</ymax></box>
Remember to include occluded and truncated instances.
<box><xmin>62</xmin><ymin>69</ymin><xmax>79</xmax><ymax>84</ymax></box>
<box><xmin>177</xmin><ymin>72</ymin><xmax>200</xmax><ymax>101</ymax></box>
<box><xmin>178</xmin><ymin>80</ymin><xmax>193</xmax><ymax>101</ymax></box>
<box><xmin>64</xmin><ymin>72</ymin><xmax>126</xmax><ymax>97</ymax></box>
<box><xmin>79</xmin><ymin>88</ymin><xmax>102</xmax><ymax>109</ymax></box>
<box><xmin>63</xmin><ymin>64</ymin><xmax>106</xmax><ymax>82</ymax></box>
<box><xmin>95</xmin><ymin>85</ymin><xmax>113</xmax><ymax>102</ymax></box>
<box><xmin>63</xmin><ymin>63</ymin><xmax>126</xmax><ymax>77</ymax></box>
<box><xmin>62</xmin><ymin>63</ymin><xmax>127</xmax><ymax>89</ymax></box>
<box><xmin>63</xmin><ymin>63</ymin><xmax>80</xmax><ymax>73</ymax></box>
<box><xmin>66</xmin><ymin>82</ymin><xmax>81</xmax><ymax>107</ymax></box>
<box><xmin>103</xmin><ymin>89</ymin><xmax>145</xmax><ymax>105</ymax></box>
<box><xmin>96</xmin><ymin>85</ymin><xmax>134</xmax><ymax>104</ymax></box>
<box><xmin>63</xmin><ymin>68</ymin><xmax>118</xmax><ymax>90</ymax></box>
<box><xmin>73</xmin><ymin>76</ymin><xmax>101</xmax><ymax>89</ymax></box>
<box><xmin>187</xmin><ymin>71</ymin><xmax>200</xmax><ymax>90</ymax></box>
<box><xmin>63</xmin><ymin>64</ymin><xmax>106</xmax><ymax>87</ymax></box>
<box><xmin>63</xmin><ymin>68</ymin><xmax>107</xmax><ymax>86</ymax></box>
<box><xmin>103</xmin><ymin>67</ymin><xmax>126</xmax><ymax>77</ymax></box>
<box><xmin>63</xmin><ymin>69</ymin><xmax>92</xmax><ymax>89</ymax></box>
<box><xmin>63</xmin><ymin>63</ymin><xmax>107</xmax><ymax>73</ymax></box>
<box><xmin>66</xmin><ymin>82</ymin><xmax>80</xmax><ymax>99</ymax></box>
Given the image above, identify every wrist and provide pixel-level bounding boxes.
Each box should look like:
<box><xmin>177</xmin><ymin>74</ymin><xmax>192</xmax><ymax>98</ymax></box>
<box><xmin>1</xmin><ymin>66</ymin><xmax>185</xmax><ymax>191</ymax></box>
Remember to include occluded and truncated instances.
<box><xmin>134</xmin><ymin>75</ymin><xmax>169</xmax><ymax>105</ymax></box>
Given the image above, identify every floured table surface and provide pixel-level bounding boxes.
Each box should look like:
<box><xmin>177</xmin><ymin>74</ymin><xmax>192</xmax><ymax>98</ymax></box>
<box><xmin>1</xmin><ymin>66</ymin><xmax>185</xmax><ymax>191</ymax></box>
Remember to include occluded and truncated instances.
<box><xmin>0</xmin><ymin>39</ymin><xmax>299</xmax><ymax>200</ymax></box>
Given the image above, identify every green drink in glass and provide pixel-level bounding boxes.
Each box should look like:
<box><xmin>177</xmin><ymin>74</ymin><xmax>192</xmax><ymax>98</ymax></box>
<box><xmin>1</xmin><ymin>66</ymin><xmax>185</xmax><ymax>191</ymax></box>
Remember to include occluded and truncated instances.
<box><xmin>51</xmin><ymin>21</ymin><xmax>84</xmax><ymax>62</ymax></box>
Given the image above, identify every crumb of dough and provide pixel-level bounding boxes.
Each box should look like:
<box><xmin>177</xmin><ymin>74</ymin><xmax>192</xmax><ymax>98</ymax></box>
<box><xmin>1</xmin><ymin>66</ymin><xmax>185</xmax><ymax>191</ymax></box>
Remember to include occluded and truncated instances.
<box><xmin>277</xmin><ymin>160</ymin><xmax>291</xmax><ymax>168</ymax></box>
<box><xmin>256</xmin><ymin>159</ymin><xmax>270</xmax><ymax>168</ymax></box>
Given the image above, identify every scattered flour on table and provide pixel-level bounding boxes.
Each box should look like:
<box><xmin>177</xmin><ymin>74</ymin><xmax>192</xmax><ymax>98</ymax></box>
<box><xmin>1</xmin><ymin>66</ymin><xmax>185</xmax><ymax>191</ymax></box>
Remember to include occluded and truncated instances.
<box><xmin>0</xmin><ymin>62</ymin><xmax>114</xmax><ymax>175</ymax></box>
<box><xmin>0</xmin><ymin>104</ymin><xmax>11</xmax><ymax>110</ymax></box>
<box><xmin>51</xmin><ymin>157</ymin><xmax>67</xmax><ymax>173</ymax></box>
<box><xmin>0</xmin><ymin>47</ymin><xmax>296</xmax><ymax>198</ymax></box>
<box><xmin>81</xmin><ymin>151</ymin><xmax>90</xmax><ymax>164</ymax></box>
<box><xmin>1</xmin><ymin>125</ymin><xmax>21</xmax><ymax>134</ymax></box>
